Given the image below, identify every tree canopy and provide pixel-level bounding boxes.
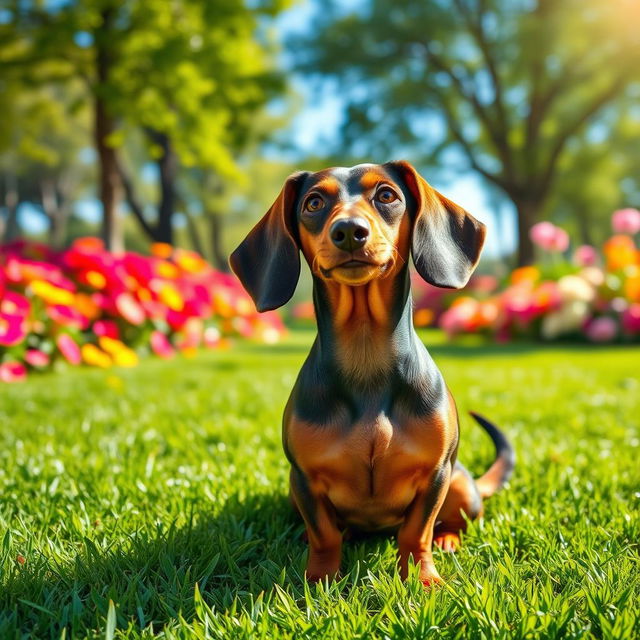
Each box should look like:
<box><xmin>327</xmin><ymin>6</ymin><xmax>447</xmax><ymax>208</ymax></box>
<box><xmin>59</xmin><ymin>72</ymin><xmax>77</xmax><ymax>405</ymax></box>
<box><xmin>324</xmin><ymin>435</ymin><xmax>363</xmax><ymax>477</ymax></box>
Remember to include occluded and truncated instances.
<box><xmin>293</xmin><ymin>0</ymin><xmax>640</xmax><ymax>264</ymax></box>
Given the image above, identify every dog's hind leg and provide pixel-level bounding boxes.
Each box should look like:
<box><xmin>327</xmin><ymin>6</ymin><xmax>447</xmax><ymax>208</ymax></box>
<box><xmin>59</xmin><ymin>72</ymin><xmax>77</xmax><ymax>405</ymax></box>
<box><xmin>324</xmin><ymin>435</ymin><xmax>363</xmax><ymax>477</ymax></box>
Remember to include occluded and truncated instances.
<box><xmin>433</xmin><ymin>462</ymin><xmax>483</xmax><ymax>552</ymax></box>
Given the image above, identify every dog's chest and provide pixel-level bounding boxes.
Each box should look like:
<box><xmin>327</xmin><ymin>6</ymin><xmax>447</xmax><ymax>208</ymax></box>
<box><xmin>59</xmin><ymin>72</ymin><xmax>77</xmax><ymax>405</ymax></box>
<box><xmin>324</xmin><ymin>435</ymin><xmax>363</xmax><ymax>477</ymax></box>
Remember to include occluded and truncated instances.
<box><xmin>289</xmin><ymin>410</ymin><xmax>444</xmax><ymax>529</ymax></box>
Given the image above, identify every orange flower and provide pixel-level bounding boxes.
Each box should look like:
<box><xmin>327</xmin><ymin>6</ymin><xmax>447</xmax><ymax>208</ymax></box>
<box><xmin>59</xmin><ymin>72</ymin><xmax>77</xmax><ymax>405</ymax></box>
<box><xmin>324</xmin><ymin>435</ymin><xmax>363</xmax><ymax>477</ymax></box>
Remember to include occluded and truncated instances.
<box><xmin>81</xmin><ymin>344</ymin><xmax>112</xmax><ymax>368</ymax></box>
<box><xmin>85</xmin><ymin>270</ymin><xmax>107</xmax><ymax>289</ymax></box>
<box><xmin>413</xmin><ymin>308</ymin><xmax>434</xmax><ymax>327</ymax></box>
<box><xmin>213</xmin><ymin>291</ymin><xmax>234</xmax><ymax>318</ymax></box>
<box><xmin>75</xmin><ymin>293</ymin><xmax>100</xmax><ymax>320</ymax></box>
<box><xmin>604</xmin><ymin>235</ymin><xmax>637</xmax><ymax>271</ymax></box>
<box><xmin>72</xmin><ymin>237</ymin><xmax>104</xmax><ymax>252</ymax></box>
<box><xmin>151</xmin><ymin>242</ymin><xmax>173</xmax><ymax>258</ymax></box>
<box><xmin>510</xmin><ymin>266</ymin><xmax>540</xmax><ymax>286</ymax></box>
<box><xmin>624</xmin><ymin>269</ymin><xmax>640</xmax><ymax>302</ymax></box>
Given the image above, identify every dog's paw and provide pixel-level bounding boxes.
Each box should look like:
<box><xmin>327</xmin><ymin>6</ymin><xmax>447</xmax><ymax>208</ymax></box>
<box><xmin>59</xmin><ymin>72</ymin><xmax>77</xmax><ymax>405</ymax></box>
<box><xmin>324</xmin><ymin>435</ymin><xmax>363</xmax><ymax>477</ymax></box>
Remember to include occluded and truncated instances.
<box><xmin>433</xmin><ymin>532</ymin><xmax>460</xmax><ymax>552</ymax></box>
<box><xmin>419</xmin><ymin>565</ymin><xmax>443</xmax><ymax>588</ymax></box>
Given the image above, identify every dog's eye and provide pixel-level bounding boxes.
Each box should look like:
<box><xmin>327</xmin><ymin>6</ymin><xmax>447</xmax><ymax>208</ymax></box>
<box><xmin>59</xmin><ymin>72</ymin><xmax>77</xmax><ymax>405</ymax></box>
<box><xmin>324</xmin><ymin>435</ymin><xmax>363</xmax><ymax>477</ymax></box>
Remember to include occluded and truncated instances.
<box><xmin>375</xmin><ymin>188</ymin><xmax>397</xmax><ymax>204</ymax></box>
<box><xmin>304</xmin><ymin>194</ymin><xmax>324</xmax><ymax>212</ymax></box>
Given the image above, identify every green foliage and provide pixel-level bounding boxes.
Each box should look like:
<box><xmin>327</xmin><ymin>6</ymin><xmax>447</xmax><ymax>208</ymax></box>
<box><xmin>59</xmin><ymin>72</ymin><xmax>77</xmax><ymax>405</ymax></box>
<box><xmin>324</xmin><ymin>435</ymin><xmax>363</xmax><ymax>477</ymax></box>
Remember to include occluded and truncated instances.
<box><xmin>1</xmin><ymin>331</ymin><xmax>639</xmax><ymax>638</ymax></box>
<box><xmin>293</xmin><ymin>0</ymin><xmax>640</xmax><ymax>262</ymax></box>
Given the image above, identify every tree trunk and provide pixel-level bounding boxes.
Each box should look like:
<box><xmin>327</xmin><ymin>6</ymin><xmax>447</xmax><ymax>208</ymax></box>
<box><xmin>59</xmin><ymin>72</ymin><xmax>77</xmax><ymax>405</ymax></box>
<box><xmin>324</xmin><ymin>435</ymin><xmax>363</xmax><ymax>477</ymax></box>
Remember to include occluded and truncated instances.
<box><xmin>41</xmin><ymin>178</ymin><xmax>69</xmax><ymax>248</ymax></box>
<box><xmin>2</xmin><ymin>173</ymin><xmax>20</xmax><ymax>242</ymax></box>
<box><xmin>208</xmin><ymin>212</ymin><xmax>229</xmax><ymax>272</ymax></box>
<box><xmin>576</xmin><ymin>207</ymin><xmax>593</xmax><ymax>246</ymax></box>
<box><xmin>94</xmin><ymin>8</ymin><xmax>123</xmax><ymax>253</ymax></box>
<box><xmin>514</xmin><ymin>199</ymin><xmax>540</xmax><ymax>266</ymax></box>
<box><xmin>154</xmin><ymin>132</ymin><xmax>177</xmax><ymax>244</ymax></box>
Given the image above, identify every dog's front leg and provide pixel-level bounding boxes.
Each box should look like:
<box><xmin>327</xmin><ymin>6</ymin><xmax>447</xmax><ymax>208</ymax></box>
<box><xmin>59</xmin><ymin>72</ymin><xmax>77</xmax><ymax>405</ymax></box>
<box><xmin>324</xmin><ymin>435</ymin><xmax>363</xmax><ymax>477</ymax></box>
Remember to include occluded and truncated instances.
<box><xmin>397</xmin><ymin>462</ymin><xmax>452</xmax><ymax>586</ymax></box>
<box><xmin>290</xmin><ymin>467</ymin><xmax>342</xmax><ymax>582</ymax></box>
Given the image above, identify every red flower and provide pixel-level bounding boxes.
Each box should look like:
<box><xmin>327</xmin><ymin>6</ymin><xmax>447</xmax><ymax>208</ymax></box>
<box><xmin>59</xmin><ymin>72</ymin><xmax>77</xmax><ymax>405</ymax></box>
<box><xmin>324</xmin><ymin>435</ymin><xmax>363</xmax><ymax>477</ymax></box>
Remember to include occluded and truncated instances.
<box><xmin>0</xmin><ymin>361</ymin><xmax>27</xmax><ymax>383</ymax></box>
<box><xmin>93</xmin><ymin>319</ymin><xmax>120</xmax><ymax>339</ymax></box>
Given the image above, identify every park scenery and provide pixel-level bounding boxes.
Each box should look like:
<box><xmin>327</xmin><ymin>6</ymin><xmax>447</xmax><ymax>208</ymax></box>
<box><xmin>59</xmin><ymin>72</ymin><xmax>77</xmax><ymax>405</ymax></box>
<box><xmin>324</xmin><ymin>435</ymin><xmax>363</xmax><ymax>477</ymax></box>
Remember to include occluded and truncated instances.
<box><xmin>1</xmin><ymin>1</ymin><xmax>639</xmax><ymax>638</ymax></box>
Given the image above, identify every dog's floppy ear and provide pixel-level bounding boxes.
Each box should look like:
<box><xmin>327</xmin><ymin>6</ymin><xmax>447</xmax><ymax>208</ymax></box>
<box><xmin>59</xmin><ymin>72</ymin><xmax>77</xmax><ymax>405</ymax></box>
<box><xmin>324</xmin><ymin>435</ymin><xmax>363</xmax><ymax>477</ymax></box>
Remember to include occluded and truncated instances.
<box><xmin>230</xmin><ymin>172</ymin><xmax>307</xmax><ymax>311</ymax></box>
<box><xmin>388</xmin><ymin>160</ymin><xmax>486</xmax><ymax>289</ymax></box>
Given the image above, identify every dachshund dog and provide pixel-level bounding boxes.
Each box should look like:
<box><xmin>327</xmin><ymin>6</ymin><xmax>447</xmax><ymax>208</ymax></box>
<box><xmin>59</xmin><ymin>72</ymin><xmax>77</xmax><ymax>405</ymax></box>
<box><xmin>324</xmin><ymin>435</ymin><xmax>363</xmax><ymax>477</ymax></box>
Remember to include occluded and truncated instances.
<box><xmin>230</xmin><ymin>161</ymin><xmax>514</xmax><ymax>586</ymax></box>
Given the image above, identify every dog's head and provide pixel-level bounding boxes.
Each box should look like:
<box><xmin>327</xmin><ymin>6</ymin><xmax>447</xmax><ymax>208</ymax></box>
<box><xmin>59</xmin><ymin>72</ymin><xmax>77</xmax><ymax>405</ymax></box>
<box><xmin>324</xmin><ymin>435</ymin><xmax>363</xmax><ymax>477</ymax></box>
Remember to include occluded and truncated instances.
<box><xmin>230</xmin><ymin>161</ymin><xmax>486</xmax><ymax>311</ymax></box>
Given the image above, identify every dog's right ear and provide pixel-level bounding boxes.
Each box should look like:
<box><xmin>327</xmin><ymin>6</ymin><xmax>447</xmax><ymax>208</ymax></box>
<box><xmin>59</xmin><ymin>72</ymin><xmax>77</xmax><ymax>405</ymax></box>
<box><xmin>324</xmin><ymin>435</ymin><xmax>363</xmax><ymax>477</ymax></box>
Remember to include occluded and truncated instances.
<box><xmin>229</xmin><ymin>172</ymin><xmax>308</xmax><ymax>312</ymax></box>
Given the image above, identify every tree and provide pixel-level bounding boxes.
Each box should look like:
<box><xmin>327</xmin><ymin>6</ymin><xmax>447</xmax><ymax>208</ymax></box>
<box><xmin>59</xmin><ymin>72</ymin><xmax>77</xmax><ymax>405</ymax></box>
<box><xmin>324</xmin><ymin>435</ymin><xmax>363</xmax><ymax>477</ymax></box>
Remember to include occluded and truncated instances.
<box><xmin>293</xmin><ymin>0</ymin><xmax>640</xmax><ymax>264</ymax></box>
<box><xmin>0</xmin><ymin>71</ymin><xmax>92</xmax><ymax>246</ymax></box>
<box><xmin>1</xmin><ymin>0</ymin><xmax>289</xmax><ymax>250</ymax></box>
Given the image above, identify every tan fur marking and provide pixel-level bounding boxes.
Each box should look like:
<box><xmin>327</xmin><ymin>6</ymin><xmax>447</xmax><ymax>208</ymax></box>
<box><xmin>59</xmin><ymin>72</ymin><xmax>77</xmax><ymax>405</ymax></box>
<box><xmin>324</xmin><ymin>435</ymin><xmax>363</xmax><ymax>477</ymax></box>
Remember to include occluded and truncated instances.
<box><xmin>286</xmin><ymin>405</ymin><xmax>457</xmax><ymax>532</ymax></box>
<box><xmin>359</xmin><ymin>170</ymin><xmax>386</xmax><ymax>190</ymax></box>
<box><xmin>312</xmin><ymin>177</ymin><xmax>341</xmax><ymax>196</ymax></box>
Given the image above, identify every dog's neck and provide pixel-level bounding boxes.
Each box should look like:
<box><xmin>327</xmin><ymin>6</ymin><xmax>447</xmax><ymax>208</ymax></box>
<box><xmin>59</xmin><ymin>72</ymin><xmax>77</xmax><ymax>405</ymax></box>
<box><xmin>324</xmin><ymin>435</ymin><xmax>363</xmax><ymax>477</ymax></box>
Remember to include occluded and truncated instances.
<box><xmin>311</xmin><ymin>265</ymin><xmax>417</xmax><ymax>384</ymax></box>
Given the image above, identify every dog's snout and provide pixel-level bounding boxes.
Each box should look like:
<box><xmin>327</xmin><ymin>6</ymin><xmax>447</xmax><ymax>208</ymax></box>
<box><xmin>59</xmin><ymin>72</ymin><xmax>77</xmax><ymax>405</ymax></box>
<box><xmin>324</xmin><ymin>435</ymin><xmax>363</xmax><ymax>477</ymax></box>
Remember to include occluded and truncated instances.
<box><xmin>330</xmin><ymin>218</ymin><xmax>370</xmax><ymax>252</ymax></box>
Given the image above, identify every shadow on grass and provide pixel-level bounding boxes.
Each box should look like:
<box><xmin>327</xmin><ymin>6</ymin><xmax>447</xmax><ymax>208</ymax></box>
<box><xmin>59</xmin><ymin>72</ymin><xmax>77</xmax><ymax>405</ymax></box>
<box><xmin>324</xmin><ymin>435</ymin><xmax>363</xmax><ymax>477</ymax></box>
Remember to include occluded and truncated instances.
<box><xmin>1</xmin><ymin>492</ymin><xmax>393</xmax><ymax>637</ymax></box>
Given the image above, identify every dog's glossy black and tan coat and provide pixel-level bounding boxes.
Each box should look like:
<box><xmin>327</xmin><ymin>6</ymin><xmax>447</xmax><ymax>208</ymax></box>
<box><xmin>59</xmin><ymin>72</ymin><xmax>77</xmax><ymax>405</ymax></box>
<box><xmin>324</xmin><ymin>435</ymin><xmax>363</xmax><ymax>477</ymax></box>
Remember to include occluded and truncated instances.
<box><xmin>230</xmin><ymin>161</ymin><xmax>514</xmax><ymax>585</ymax></box>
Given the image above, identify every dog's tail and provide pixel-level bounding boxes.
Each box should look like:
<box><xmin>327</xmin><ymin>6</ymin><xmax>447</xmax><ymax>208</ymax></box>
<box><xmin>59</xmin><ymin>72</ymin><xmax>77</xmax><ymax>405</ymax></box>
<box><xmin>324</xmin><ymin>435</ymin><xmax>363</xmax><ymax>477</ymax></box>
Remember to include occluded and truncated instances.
<box><xmin>470</xmin><ymin>411</ymin><xmax>515</xmax><ymax>499</ymax></box>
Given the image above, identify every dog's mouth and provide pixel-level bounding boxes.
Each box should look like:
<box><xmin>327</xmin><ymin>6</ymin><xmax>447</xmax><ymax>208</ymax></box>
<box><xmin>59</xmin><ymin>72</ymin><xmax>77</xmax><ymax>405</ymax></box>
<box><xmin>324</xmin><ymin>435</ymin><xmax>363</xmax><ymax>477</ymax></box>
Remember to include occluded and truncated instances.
<box><xmin>337</xmin><ymin>259</ymin><xmax>376</xmax><ymax>269</ymax></box>
<box><xmin>320</xmin><ymin>259</ymin><xmax>391</xmax><ymax>280</ymax></box>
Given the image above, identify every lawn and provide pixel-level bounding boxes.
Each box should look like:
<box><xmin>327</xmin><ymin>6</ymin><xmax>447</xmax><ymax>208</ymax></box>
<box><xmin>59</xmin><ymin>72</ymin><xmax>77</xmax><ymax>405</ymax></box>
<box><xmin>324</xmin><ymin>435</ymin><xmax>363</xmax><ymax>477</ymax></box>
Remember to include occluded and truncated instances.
<box><xmin>1</xmin><ymin>330</ymin><xmax>639</xmax><ymax>639</ymax></box>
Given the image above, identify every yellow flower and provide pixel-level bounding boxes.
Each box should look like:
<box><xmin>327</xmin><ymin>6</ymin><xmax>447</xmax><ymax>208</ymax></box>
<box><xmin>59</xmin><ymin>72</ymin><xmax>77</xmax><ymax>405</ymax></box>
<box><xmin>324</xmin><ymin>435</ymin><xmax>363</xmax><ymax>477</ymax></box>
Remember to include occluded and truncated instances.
<box><xmin>98</xmin><ymin>336</ymin><xmax>139</xmax><ymax>368</ymax></box>
<box><xmin>157</xmin><ymin>261</ymin><xmax>180</xmax><ymax>279</ymax></box>
<box><xmin>158</xmin><ymin>285</ymin><xmax>184</xmax><ymax>311</ymax></box>
<box><xmin>86</xmin><ymin>270</ymin><xmax>107</xmax><ymax>289</ymax></box>
<box><xmin>30</xmin><ymin>280</ymin><xmax>76</xmax><ymax>306</ymax></box>
<box><xmin>81</xmin><ymin>344</ymin><xmax>112</xmax><ymax>368</ymax></box>
<box><xmin>174</xmin><ymin>250</ymin><xmax>207</xmax><ymax>274</ymax></box>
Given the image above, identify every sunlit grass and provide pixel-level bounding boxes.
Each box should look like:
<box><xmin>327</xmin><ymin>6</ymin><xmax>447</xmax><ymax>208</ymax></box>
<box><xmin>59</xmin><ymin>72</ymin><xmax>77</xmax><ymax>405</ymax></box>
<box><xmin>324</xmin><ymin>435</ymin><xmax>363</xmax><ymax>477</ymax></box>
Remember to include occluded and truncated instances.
<box><xmin>1</xmin><ymin>330</ymin><xmax>639</xmax><ymax>638</ymax></box>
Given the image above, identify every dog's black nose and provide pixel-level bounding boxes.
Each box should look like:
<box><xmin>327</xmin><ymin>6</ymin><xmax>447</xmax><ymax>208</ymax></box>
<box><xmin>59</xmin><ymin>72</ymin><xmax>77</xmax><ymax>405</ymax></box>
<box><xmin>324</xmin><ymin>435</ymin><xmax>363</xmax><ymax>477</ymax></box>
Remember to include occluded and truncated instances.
<box><xmin>330</xmin><ymin>218</ymin><xmax>370</xmax><ymax>252</ymax></box>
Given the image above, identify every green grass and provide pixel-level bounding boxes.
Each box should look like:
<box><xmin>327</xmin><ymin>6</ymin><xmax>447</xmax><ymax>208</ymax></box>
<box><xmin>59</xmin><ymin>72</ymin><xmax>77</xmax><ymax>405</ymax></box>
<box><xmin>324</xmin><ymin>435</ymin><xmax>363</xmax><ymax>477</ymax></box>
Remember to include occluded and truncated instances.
<box><xmin>1</xmin><ymin>330</ymin><xmax>639</xmax><ymax>639</ymax></box>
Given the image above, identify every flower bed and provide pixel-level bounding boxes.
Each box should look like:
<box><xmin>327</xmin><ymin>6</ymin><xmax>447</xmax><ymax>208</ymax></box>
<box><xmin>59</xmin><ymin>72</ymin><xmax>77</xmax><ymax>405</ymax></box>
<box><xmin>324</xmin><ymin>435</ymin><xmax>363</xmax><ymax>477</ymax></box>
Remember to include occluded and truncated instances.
<box><xmin>0</xmin><ymin>238</ymin><xmax>284</xmax><ymax>382</ymax></box>
<box><xmin>414</xmin><ymin>209</ymin><xmax>640</xmax><ymax>343</ymax></box>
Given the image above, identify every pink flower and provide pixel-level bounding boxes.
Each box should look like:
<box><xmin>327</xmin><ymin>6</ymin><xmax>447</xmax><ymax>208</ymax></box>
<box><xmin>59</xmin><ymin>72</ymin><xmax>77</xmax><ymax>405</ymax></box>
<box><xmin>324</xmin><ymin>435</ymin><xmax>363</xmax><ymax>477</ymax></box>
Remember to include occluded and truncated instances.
<box><xmin>114</xmin><ymin>293</ymin><xmax>145</xmax><ymax>325</ymax></box>
<box><xmin>549</xmin><ymin>228</ymin><xmax>569</xmax><ymax>252</ymax></box>
<box><xmin>24</xmin><ymin>349</ymin><xmax>50</xmax><ymax>368</ymax></box>
<box><xmin>530</xmin><ymin>222</ymin><xmax>557</xmax><ymax>250</ymax></box>
<box><xmin>529</xmin><ymin>222</ymin><xmax>569</xmax><ymax>253</ymax></box>
<box><xmin>573</xmin><ymin>245</ymin><xmax>598</xmax><ymax>267</ymax></box>
<box><xmin>56</xmin><ymin>334</ymin><xmax>82</xmax><ymax>365</ymax></box>
<box><xmin>621</xmin><ymin>304</ymin><xmax>640</xmax><ymax>334</ymax></box>
<box><xmin>585</xmin><ymin>317</ymin><xmax>617</xmax><ymax>343</ymax></box>
<box><xmin>1</xmin><ymin>290</ymin><xmax>30</xmax><ymax>317</ymax></box>
<box><xmin>93</xmin><ymin>319</ymin><xmax>120</xmax><ymax>339</ymax></box>
<box><xmin>47</xmin><ymin>305</ymin><xmax>89</xmax><ymax>330</ymax></box>
<box><xmin>612</xmin><ymin>208</ymin><xmax>640</xmax><ymax>235</ymax></box>
<box><xmin>0</xmin><ymin>312</ymin><xmax>27</xmax><ymax>346</ymax></box>
<box><xmin>203</xmin><ymin>326</ymin><xmax>221</xmax><ymax>348</ymax></box>
<box><xmin>0</xmin><ymin>361</ymin><xmax>27</xmax><ymax>383</ymax></box>
<box><xmin>150</xmin><ymin>330</ymin><xmax>175</xmax><ymax>359</ymax></box>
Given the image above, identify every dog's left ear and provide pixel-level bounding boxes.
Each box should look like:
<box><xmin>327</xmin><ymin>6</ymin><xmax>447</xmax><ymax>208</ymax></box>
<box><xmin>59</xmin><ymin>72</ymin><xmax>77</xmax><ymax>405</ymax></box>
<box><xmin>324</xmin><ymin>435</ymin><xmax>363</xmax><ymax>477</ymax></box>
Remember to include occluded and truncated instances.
<box><xmin>387</xmin><ymin>160</ymin><xmax>486</xmax><ymax>289</ymax></box>
<box><xmin>230</xmin><ymin>172</ymin><xmax>308</xmax><ymax>311</ymax></box>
